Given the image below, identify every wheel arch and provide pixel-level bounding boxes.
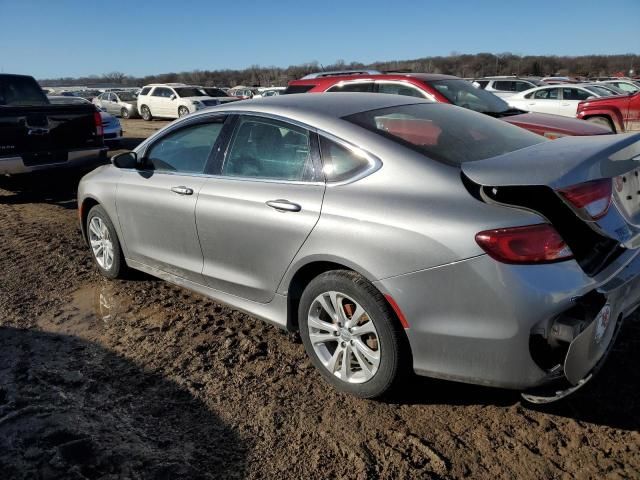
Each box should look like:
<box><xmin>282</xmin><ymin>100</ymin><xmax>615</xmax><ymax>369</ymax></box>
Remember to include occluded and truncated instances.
<box><xmin>284</xmin><ymin>259</ymin><xmax>412</xmax><ymax>353</ymax></box>
<box><xmin>583</xmin><ymin>111</ymin><xmax>622</xmax><ymax>133</ymax></box>
<box><xmin>79</xmin><ymin>196</ymin><xmax>101</xmax><ymax>243</ymax></box>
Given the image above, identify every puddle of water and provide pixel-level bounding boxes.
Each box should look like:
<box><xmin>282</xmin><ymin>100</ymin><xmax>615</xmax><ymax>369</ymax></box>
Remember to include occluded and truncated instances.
<box><xmin>36</xmin><ymin>283</ymin><xmax>151</xmax><ymax>339</ymax></box>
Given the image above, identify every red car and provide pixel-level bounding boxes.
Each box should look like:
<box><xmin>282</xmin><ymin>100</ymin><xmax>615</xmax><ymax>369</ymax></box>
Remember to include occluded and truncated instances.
<box><xmin>576</xmin><ymin>92</ymin><xmax>640</xmax><ymax>133</ymax></box>
<box><xmin>285</xmin><ymin>72</ymin><xmax>610</xmax><ymax>138</ymax></box>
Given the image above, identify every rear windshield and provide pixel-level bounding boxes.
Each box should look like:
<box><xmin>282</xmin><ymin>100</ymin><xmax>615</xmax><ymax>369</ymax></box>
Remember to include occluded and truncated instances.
<box><xmin>0</xmin><ymin>76</ymin><xmax>49</xmax><ymax>106</ymax></box>
<box><xmin>344</xmin><ymin>103</ymin><xmax>545</xmax><ymax>165</ymax></box>
<box><xmin>282</xmin><ymin>84</ymin><xmax>315</xmax><ymax>95</ymax></box>
<box><xmin>175</xmin><ymin>87</ymin><xmax>205</xmax><ymax>97</ymax></box>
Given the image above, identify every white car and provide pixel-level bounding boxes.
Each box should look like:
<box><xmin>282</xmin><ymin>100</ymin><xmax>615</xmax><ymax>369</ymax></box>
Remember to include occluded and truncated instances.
<box><xmin>507</xmin><ymin>85</ymin><xmax>607</xmax><ymax>117</ymax></box>
<box><xmin>596</xmin><ymin>80</ymin><xmax>640</xmax><ymax>94</ymax></box>
<box><xmin>136</xmin><ymin>83</ymin><xmax>221</xmax><ymax>120</ymax></box>
<box><xmin>472</xmin><ymin>77</ymin><xmax>543</xmax><ymax>98</ymax></box>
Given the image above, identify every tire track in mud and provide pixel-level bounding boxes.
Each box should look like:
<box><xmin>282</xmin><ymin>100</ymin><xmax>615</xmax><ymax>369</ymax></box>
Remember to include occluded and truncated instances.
<box><xmin>1</xmin><ymin>149</ymin><xmax>639</xmax><ymax>478</ymax></box>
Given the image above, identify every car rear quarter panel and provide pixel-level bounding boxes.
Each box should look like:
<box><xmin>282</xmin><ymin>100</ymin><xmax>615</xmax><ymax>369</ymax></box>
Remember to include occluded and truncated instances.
<box><xmin>278</xmin><ymin>139</ymin><xmax>547</xmax><ymax>293</ymax></box>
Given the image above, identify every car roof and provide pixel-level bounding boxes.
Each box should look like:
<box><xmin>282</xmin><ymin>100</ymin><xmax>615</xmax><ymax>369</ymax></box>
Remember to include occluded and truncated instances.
<box><xmin>289</xmin><ymin>72</ymin><xmax>459</xmax><ymax>85</ymax></box>
<box><xmin>193</xmin><ymin>92</ymin><xmax>433</xmax><ymax>125</ymax></box>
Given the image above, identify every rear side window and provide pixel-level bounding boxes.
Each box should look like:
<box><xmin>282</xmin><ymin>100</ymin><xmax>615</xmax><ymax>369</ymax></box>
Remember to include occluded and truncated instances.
<box><xmin>146</xmin><ymin>120</ymin><xmax>224</xmax><ymax>173</ymax></box>
<box><xmin>223</xmin><ymin>116</ymin><xmax>315</xmax><ymax>181</ymax></box>
<box><xmin>139</xmin><ymin>87</ymin><xmax>152</xmax><ymax>96</ymax></box>
<box><xmin>319</xmin><ymin>136</ymin><xmax>372</xmax><ymax>182</ymax></box>
<box><xmin>152</xmin><ymin>87</ymin><xmax>172</xmax><ymax>97</ymax></box>
<box><xmin>282</xmin><ymin>84</ymin><xmax>316</xmax><ymax>94</ymax></box>
<box><xmin>344</xmin><ymin>103</ymin><xmax>545</xmax><ymax>166</ymax></box>
<box><xmin>327</xmin><ymin>82</ymin><xmax>373</xmax><ymax>93</ymax></box>
<box><xmin>0</xmin><ymin>75</ymin><xmax>48</xmax><ymax>106</ymax></box>
<box><xmin>377</xmin><ymin>82</ymin><xmax>426</xmax><ymax>98</ymax></box>
<box><xmin>533</xmin><ymin>88</ymin><xmax>559</xmax><ymax>100</ymax></box>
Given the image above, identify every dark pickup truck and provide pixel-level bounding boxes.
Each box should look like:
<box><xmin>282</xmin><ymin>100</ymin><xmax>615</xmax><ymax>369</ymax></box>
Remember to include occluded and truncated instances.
<box><xmin>0</xmin><ymin>74</ymin><xmax>107</xmax><ymax>174</ymax></box>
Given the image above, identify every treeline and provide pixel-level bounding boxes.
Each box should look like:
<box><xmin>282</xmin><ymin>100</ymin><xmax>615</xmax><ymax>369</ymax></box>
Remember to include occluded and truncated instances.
<box><xmin>39</xmin><ymin>53</ymin><xmax>639</xmax><ymax>88</ymax></box>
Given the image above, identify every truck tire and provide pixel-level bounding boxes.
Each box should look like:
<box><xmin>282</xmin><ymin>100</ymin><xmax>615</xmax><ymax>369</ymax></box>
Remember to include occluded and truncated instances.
<box><xmin>587</xmin><ymin>116</ymin><xmax>615</xmax><ymax>132</ymax></box>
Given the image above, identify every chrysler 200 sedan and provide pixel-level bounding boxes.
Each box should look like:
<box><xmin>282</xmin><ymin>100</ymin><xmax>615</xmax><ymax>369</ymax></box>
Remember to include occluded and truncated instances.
<box><xmin>78</xmin><ymin>93</ymin><xmax>640</xmax><ymax>402</ymax></box>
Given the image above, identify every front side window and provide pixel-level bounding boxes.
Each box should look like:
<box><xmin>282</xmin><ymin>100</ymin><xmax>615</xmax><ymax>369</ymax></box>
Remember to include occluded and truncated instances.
<box><xmin>223</xmin><ymin>116</ymin><xmax>314</xmax><ymax>181</ymax></box>
<box><xmin>533</xmin><ymin>88</ymin><xmax>559</xmax><ymax>100</ymax></box>
<box><xmin>515</xmin><ymin>81</ymin><xmax>534</xmax><ymax>92</ymax></box>
<box><xmin>474</xmin><ymin>80</ymin><xmax>489</xmax><ymax>89</ymax></box>
<box><xmin>151</xmin><ymin>87</ymin><xmax>170</xmax><ymax>97</ymax></box>
<box><xmin>562</xmin><ymin>88</ymin><xmax>591</xmax><ymax>101</ymax></box>
<box><xmin>319</xmin><ymin>136</ymin><xmax>373</xmax><ymax>182</ymax></box>
<box><xmin>344</xmin><ymin>103</ymin><xmax>545</xmax><ymax>166</ymax></box>
<box><xmin>145</xmin><ymin>120</ymin><xmax>224</xmax><ymax>173</ymax></box>
<box><xmin>327</xmin><ymin>82</ymin><xmax>373</xmax><ymax>93</ymax></box>
<box><xmin>614</xmin><ymin>82</ymin><xmax>639</xmax><ymax>92</ymax></box>
<box><xmin>377</xmin><ymin>82</ymin><xmax>426</xmax><ymax>98</ymax></box>
<box><xmin>175</xmin><ymin>87</ymin><xmax>205</xmax><ymax>98</ymax></box>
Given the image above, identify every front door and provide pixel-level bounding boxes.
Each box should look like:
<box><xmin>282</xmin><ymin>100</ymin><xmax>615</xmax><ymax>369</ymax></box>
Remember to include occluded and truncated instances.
<box><xmin>196</xmin><ymin>115</ymin><xmax>325</xmax><ymax>303</ymax></box>
<box><xmin>116</xmin><ymin>118</ymin><xmax>227</xmax><ymax>282</ymax></box>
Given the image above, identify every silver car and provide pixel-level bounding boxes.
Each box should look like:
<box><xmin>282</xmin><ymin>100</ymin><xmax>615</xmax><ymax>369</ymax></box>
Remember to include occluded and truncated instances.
<box><xmin>78</xmin><ymin>93</ymin><xmax>640</xmax><ymax>402</ymax></box>
<box><xmin>93</xmin><ymin>91</ymin><xmax>139</xmax><ymax>118</ymax></box>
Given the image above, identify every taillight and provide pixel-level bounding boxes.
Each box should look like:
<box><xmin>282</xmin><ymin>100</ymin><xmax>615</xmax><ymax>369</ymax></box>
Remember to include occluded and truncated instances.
<box><xmin>475</xmin><ymin>224</ymin><xmax>573</xmax><ymax>264</ymax></box>
<box><xmin>94</xmin><ymin>111</ymin><xmax>104</xmax><ymax>137</ymax></box>
<box><xmin>558</xmin><ymin>179</ymin><xmax>612</xmax><ymax>220</ymax></box>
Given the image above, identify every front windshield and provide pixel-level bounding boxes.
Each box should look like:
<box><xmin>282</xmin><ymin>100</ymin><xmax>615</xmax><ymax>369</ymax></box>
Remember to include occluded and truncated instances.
<box><xmin>116</xmin><ymin>92</ymin><xmax>137</xmax><ymax>101</ymax></box>
<box><xmin>174</xmin><ymin>87</ymin><xmax>205</xmax><ymax>98</ymax></box>
<box><xmin>425</xmin><ymin>79</ymin><xmax>511</xmax><ymax>114</ymax></box>
<box><xmin>584</xmin><ymin>85</ymin><xmax>614</xmax><ymax>97</ymax></box>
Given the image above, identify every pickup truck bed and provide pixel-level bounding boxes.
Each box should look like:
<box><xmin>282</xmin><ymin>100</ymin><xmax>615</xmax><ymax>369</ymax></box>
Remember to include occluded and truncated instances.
<box><xmin>0</xmin><ymin>74</ymin><xmax>107</xmax><ymax>174</ymax></box>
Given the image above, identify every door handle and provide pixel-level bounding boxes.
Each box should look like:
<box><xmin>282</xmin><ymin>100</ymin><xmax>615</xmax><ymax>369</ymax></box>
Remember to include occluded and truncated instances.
<box><xmin>561</xmin><ymin>103</ymin><xmax>571</xmax><ymax>106</ymax></box>
<box><xmin>171</xmin><ymin>186</ymin><xmax>194</xmax><ymax>195</ymax></box>
<box><xmin>266</xmin><ymin>199</ymin><xmax>301</xmax><ymax>212</ymax></box>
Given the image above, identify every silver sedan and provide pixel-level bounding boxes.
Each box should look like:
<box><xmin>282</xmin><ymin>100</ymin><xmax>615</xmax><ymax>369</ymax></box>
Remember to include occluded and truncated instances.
<box><xmin>93</xmin><ymin>91</ymin><xmax>139</xmax><ymax>118</ymax></box>
<box><xmin>78</xmin><ymin>93</ymin><xmax>640</xmax><ymax>402</ymax></box>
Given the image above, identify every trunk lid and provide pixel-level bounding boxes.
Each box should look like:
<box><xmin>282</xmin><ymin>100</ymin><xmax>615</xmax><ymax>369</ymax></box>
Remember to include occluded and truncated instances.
<box><xmin>462</xmin><ymin>133</ymin><xmax>640</xmax><ymax>271</ymax></box>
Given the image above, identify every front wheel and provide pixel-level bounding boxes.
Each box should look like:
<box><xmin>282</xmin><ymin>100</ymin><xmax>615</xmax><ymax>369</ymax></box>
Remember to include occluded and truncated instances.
<box><xmin>299</xmin><ymin>270</ymin><xmax>408</xmax><ymax>398</ymax></box>
<box><xmin>140</xmin><ymin>105</ymin><xmax>152</xmax><ymax>121</ymax></box>
<box><xmin>121</xmin><ymin>108</ymin><xmax>130</xmax><ymax>119</ymax></box>
<box><xmin>86</xmin><ymin>205</ymin><xmax>128</xmax><ymax>279</ymax></box>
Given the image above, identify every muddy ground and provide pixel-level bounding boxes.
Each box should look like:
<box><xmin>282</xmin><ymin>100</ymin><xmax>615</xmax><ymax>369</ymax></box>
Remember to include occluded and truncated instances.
<box><xmin>0</xmin><ymin>119</ymin><xmax>639</xmax><ymax>479</ymax></box>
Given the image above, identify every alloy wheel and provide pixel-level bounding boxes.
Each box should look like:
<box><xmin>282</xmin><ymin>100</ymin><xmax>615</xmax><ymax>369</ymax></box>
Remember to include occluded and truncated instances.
<box><xmin>88</xmin><ymin>216</ymin><xmax>114</xmax><ymax>270</ymax></box>
<box><xmin>307</xmin><ymin>291</ymin><xmax>380</xmax><ymax>383</ymax></box>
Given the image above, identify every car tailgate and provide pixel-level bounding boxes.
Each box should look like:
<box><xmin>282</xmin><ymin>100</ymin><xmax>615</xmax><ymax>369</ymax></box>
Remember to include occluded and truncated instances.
<box><xmin>0</xmin><ymin>104</ymin><xmax>103</xmax><ymax>165</ymax></box>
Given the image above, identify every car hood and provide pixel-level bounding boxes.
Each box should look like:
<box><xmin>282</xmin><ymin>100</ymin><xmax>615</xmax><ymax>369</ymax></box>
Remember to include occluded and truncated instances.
<box><xmin>501</xmin><ymin>112</ymin><xmax>611</xmax><ymax>136</ymax></box>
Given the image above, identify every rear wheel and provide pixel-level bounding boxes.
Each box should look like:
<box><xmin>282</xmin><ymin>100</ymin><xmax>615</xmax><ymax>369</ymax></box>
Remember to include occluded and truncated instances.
<box><xmin>86</xmin><ymin>205</ymin><xmax>128</xmax><ymax>279</ymax></box>
<box><xmin>140</xmin><ymin>105</ymin><xmax>152</xmax><ymax>121</ymax></box>
<box><xmin>298</xmin><ymin>270</ymin><xmax>408</xmax><ymax>398</ymax></box>
<box><xmin>178</xmin><ymin>106</ymin><xmax>190</xmax><ymax>117</ymax></box>
<box><xmin>587</xmin><ymin>116</ymin><xmax>615</xmax><ymax>132</ymax></box>
<box><xmin>121</xmin><ymin>108</ymin><xmax>130</xmax><ymax>119</ymax></box>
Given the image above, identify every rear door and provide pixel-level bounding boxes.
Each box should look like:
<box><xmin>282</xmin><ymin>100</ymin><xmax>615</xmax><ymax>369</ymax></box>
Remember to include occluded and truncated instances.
<box><xmin>326</xmin><ymin>81</ymin><xmax>374</xmax><ymax>93</ymax></box>
<box><xmin>528</xmin><ymin>87</ymin><xmax>562</xmax><ymax>114</ymax></box>
<box><xmin>116</xmin><ymin>117</ymin><xmax>228</xmax><ymax>282</ymax></box>
<box><xmin>559</xmin><ymin>87</ymin><xmax>591</xmax><ymax>117</ymax></box>
<box><xmin>196</xmin><ymin>114</ymin><xmax>325</xmax><ymax>302</ymax></box>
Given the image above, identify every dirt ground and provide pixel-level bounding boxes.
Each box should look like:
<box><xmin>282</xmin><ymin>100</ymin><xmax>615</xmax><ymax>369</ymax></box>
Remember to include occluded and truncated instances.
<box><xmin>0</xmin><ymin>119</ymin><xmax>639</xmax><ymax>479</ymax></box>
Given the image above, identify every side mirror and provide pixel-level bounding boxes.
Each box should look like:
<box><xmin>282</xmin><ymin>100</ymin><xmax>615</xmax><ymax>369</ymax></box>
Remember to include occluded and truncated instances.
<box><xmin>170</xmin><ymin>94</ymin><xmax>176</xmax><ymax>100</ymax></box>
<box><xmin>111</xmin><ymin>151</ymin><xmax>138</xmax><ymax>169</ymax></box>
<box><xmin>586</xmin><ymin>96</ymin><xmax>596</xmax><ymax>100</ymax></box>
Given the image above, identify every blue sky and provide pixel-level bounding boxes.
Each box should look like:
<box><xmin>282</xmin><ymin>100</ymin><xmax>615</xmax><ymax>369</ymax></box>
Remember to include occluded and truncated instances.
<box><xmin>1</xmin><ymin>0</ymin><xmax>638</xmax><ymax>79</ymax></box>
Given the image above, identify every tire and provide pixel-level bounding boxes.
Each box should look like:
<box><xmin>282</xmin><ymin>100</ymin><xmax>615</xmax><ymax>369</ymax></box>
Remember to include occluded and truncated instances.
<box><xmin>587</xmin><ymin>116</ymin><xmax>615</xmax><ymax>132</ymax></box>
<box><xmin>86</xmin><ymin>205</ymin><xmax>128</xmax><ymax>279</ymax></box>
<box><xmin>298</xmin><ymin>270</ymin><xmax>408</xmax><ymax>398</ymax></box>
<box><xmin>178</xmin><ymin>106</ymin><xmax>190</xmax><ymax>117</ymax></box>
<box><xmin>140</xmin><ymin>105</ymin><xmax>152</xmax><ymax>121</ymax></box>
<box><xmin>121</xmin><ymin>108</ymin><xmax>130</xmax><ymax>119</ymax></box>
